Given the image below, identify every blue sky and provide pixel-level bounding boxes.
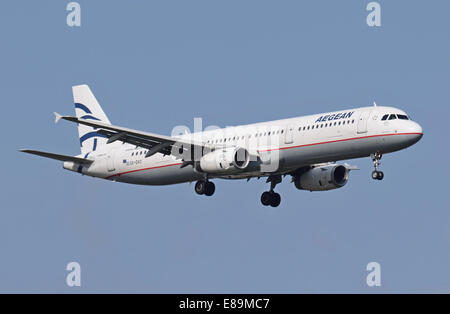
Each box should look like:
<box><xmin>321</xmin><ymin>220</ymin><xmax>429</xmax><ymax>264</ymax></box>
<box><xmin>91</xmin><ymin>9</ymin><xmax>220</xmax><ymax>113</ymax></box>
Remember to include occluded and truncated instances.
<box><xmin>1</xmin><ymin>1</ymin><xmax>449</xmax><ymax>293</ymax></box>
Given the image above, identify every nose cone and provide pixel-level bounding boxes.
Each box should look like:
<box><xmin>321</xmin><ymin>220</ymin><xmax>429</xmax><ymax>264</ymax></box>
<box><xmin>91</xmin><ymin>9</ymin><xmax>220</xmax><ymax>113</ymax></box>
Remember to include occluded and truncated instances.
<box><xmin>406</xmin><ymin>121</ymin><xmax>423</xmax><ymax>145</ymax></box>
<box><xmin>412</xmin><ymin>120</ymin><xmax>422</xmax><ymax>132</ymax></box>
<box><xmin>411</xmin><ymin>121</ymin><xmax>423</xmax><ymax>137</ymax></box>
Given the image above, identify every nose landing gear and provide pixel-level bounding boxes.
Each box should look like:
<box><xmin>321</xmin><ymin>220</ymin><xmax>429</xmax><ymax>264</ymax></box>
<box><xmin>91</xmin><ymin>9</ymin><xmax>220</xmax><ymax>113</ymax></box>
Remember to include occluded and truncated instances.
<box><xmin>260</xmin><ymin>175</ymin><xmax>282</xmax><ymax>207</ymax></box>
<box><xmin>371</xmin><ymin>152</ymin><xmax>384</xmax><ymax>180</ymax></box>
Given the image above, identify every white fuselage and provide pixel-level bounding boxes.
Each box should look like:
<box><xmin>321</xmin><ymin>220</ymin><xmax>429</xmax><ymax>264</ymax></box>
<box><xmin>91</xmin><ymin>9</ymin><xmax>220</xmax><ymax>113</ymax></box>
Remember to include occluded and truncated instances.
<box><xmin>67</xmin><ymin>106</ymin><xmax>423</xmax><ymax>185</ymax></box>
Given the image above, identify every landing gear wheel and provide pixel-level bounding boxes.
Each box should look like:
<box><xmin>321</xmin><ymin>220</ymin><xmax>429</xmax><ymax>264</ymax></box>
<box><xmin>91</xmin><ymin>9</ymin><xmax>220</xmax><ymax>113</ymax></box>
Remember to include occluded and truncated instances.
<box><xmin>261</xmin><ymin>191</ymin><xmax>272</xmax><ymax>206</ymax></box>
<box><xmin>377</xmin><ymin>171</ymin><xmax>384</xmax><ymax>180</ymax></box>
<box><xmin>195</xmin><ymin>180</ymin><xmax>206</xmax><ymax>195</ymax></box>
<box><xmin>261</xmin><ymin>191</ymin><xmax>281</xmax><ymax>207</ymax></box>
<box><xmin>372</xmin><ymin>171</ymin><xmax>384</xmax><ymax>180</ymax></box>
<box><xmin>270</xmin><ymin>193</ymin><xmax>281</xmax><ymax>207</ymax></box>
<box><xmin>195</xmin><ymin>180</ymin><xmax>215</xmax><ymax>196</ymax></box>
<box><xmin>204</xmin><ymin>181</ymin><xmax>215</xmax><ymax>196</ymax></box>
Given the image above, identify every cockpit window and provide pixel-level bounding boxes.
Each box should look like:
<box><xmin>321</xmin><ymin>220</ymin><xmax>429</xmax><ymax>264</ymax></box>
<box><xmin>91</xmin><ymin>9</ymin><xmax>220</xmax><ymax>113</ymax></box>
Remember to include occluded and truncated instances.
<box><xmin>381</xmin><ymin>114</ymin><xmax>389</xmax><ymax>121</ymax></box>
<box><xmin>397</xmin><ymin>114</ymin><xmax>409</xmax><ymax>120</ymax></box>
<box><xmin>388</xmin><ymin>114</ymin><xmax>397</xmax><ymax>120</ymax></box>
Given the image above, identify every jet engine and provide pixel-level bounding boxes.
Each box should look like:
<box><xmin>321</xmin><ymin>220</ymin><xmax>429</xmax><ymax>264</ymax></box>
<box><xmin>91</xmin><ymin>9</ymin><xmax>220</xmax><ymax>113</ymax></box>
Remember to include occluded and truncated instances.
<box><xmin>199</xmin><ymin>147</ymin><xmax>250</xmax><ymax>173</ymax></box>
<box><xmin>294</xmin><ymin>164</ymin><xmax>349</xmax><ymax>191</ymax></box>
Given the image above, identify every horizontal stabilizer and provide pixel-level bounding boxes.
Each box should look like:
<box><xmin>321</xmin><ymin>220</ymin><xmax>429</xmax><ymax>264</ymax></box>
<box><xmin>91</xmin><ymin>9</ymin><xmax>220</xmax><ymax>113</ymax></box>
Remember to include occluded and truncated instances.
<box><xmin>20</xmin><ymin>149</ymin><xmax>93</xmax><ymax>164</ymax></box>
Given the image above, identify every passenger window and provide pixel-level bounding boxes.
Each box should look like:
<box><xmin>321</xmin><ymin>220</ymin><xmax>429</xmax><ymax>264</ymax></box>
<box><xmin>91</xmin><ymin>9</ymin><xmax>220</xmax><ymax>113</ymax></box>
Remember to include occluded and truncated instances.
<box><xmin>381</xmin><ymin>114</ymin><xmax>389</xmax><ymax>121</ymax></box>
<box><xmin>388</xmin><ymin>114</ymin><xmax>396</xmax><ymax>120</ymax></box>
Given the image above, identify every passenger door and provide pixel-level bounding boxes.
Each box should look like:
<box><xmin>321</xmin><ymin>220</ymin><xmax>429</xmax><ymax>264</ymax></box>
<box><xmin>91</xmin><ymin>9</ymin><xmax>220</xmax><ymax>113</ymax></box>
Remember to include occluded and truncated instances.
<box><xmin>284</xmin><ymin>125</ymin><xmax>294</xmax><ymax>144</ymax></box>
<box><xmin>357</xmin><ymin>110</ymin><xmax>371</xmax><ymax>134</ymax></box>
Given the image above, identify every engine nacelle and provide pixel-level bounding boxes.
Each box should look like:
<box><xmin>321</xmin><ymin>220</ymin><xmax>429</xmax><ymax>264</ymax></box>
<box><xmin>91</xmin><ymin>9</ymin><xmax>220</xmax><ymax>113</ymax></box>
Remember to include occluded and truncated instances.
<box><xmin>294</xmin><ymin>164</ymin><xmax>349</xmax><ymax>191</ymax></box>
<box><xmin>199</xmin><ymin>147</ymin><xmax>250</xmax><ymax>174</ymax></box>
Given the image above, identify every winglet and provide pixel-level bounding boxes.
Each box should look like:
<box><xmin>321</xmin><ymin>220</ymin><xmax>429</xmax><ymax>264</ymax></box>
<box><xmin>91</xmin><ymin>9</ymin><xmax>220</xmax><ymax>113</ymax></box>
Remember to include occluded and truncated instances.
<box><xmin>54</xmin><ymin>112</ymin><xmax>62</xmax><ymax>123</ymax></box>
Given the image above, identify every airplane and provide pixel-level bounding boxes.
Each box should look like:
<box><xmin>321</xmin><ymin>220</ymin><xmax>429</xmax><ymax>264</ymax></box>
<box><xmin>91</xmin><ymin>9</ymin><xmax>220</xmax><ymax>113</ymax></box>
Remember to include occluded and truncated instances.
<box><xmin>21</xmin><ymin>85</ymin><xmax>423</xmax><ymax>207</ymax></box>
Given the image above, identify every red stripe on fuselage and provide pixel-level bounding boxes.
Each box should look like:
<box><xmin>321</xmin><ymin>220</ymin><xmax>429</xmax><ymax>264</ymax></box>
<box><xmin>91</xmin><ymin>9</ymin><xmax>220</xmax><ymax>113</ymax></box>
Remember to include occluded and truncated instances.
<box><xmin>105</xmin><ymin>132</ymin><xmax>422</xmax><ymax>179</ymax></box>
<box><xmin>258</xmin><ymin>132</ymin><xmax>422</xmax><ymax>152</ymax></box>
<box><xmin>105</xmin><ymin>163</ymin><xmax>182</xmax><ymax>179</ymax></box>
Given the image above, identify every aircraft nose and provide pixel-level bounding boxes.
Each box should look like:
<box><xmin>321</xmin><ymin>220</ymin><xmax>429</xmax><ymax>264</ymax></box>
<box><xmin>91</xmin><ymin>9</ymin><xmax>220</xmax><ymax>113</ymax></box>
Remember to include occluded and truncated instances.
<box><xmin>407</xmin><ymin>121</ymin><xmax>423</xmax><ymax>143</ymax></box>
<box><xmin>412</xmin><ymin>121</ymin><xmax>423</xmax><ymax>136</ymax></box>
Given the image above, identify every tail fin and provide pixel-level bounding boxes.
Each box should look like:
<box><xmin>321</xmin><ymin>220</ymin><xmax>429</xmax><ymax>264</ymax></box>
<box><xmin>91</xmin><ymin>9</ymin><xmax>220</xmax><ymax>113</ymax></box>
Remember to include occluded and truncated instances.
<box><xmin>72</xmin><ymin>84</ymin><xmax>111</xmax><ymax>155</ymax></box>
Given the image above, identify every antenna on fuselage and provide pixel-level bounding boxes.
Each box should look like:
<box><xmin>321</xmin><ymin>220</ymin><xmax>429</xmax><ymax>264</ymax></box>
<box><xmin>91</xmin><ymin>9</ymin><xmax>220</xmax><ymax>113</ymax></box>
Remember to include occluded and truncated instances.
<box><xmin>373</xmin><ymin>101</ymin><xmax>377</xmax><ymax>107</ymax></box>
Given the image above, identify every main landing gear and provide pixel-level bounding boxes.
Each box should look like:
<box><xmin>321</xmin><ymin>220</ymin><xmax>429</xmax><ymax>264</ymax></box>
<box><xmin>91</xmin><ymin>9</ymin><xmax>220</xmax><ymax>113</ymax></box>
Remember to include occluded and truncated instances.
<box><xmin>195</xmin><ymin>179</ymin><xmax>216</xmax><ymax>196</ymax></box>
<box><xmin>261</xmin><ymin>175</ymin><xmax>282</xmax><ymax>207</ymax></box>
<box><xmin>371</xmin><ymin>152</ymin><xmax>384</xmax><ymax>180</ymax></box>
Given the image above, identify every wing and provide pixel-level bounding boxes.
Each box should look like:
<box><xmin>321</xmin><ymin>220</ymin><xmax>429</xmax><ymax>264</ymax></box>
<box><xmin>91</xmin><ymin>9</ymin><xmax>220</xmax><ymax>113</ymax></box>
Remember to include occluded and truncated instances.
<box><xmin>55</xmin><ymin>113</ymin><xmax>209</xmax><ymax>159</ymax></box>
